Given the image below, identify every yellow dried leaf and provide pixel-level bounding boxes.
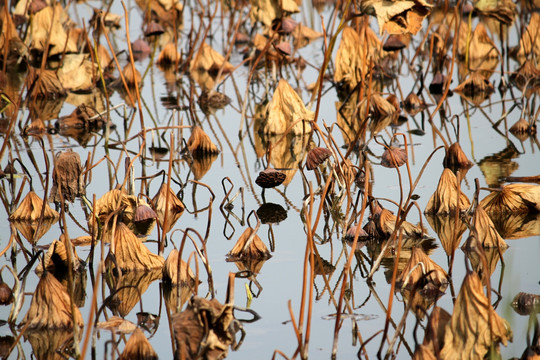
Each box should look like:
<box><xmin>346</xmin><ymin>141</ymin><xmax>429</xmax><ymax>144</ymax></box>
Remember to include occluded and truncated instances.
<box><xmin>413</xmin><ymin>344</ymin><xmax>437</xmax><ymax>360</ymax></box>
<box><xmin>106</xmin><ymin>223</ymin><xmax>164</xmax><ymax>271</ymax></box>
<box><xmin>36</xmin><ymin>238</ymin><xmax>83</xmax><ymax>273</ymax></box>
<box><xmin>423</xmin><ymin>306</ymin><xmax>451</xmax><ymax>354</ymax></box>
<box><xmin>163</xmin><ymin>249</ymin><xmax>197</xmax><ymax>284</ymax></box>
<box><xmin>376</xmin><ymin>208</ymin><xmax>425</xmax><ymax>238</ymax></box>
<box><xmin>454</xmin><ymin>72</ymin><xmax>494</xmax><ymax>105</ymax></box>
<box><xmin>9</xmin><ymin>191</ymin><xmax>59</xmax><ymax>221</ymax></box>
<box><xmin>25</xmin><ymin>67</ymin><xmax>66</xmax><ymax>99</ymax></box>
<box><xmin>425</xmin><ymin>169</ymin><xmax>470</xmax><ymax>215</ymax></box>
<box><xmin>190</xmin><ymin>42</ymin><xmax>233</xmax><ymax>90</ymax></box>
<box><xmin>262</xmin><ymin>79</ymin><xmax>314</xmax><ymax>134</ymax></box>
<box><xmin>490</xmin><ymin>212</ymin><xmax>540</xmax><ymax>240</ymax></box>
<box><xmin>458</xmin><ymin>22</ymin><xmax>499</xmax><ymax>61</ymax></box>
<box><xmin>11</xmin><ymin>219</ymin><xmax>57</xmax><ymax>244</ymax></box>
<box><xmin>187</xmin><ymin>126</ymin><xmax>219</xmax><ymax>154</ymax></box>
<box><xmin>157</xmin><ymin>42</ymin><xmax>181</xmax><ymax>68</ymax></box>
<box><xmin>21</xmin><ymin>272</ymin><xmax>84</xmax><ymax>329</ymax></box>
<box><xmin>49</xmin><ymin>149</ymin><xmax>85</xmax><ymax>203</ymax></box>
<box><xmin>227</xmin><ymin>227</ymin><xmax>271</xmax><ymax>260</ymax></box>
<box><xmin>473</xmin><ymin>205</ymin><xmax>508</xmax><ymax>249</ymax></box>
<box><xmin>95</xmin><ymin>189</ymin><xmax>138</xmax><ymax>226</ymax></box>
<box><xmin>361</xmin><ymin>0</ymin><xmax>432</xmax><ymax>35</ymax></box>
<box><xmin>425</xmin><ymin>214</ymin><xmax>467</xmax><ymax>256</ymax></box>
<box><xmin>97</xmin><ymin>316</ymin><xmax>137</xmax><ymax>334</ymax></box>
<box><xmin>249</xmin><ymin>0</ymin><xmax>299</xmax><ymax>27</ymax></box>
<box><xmin>29</xmin><ymin>5</ymin><xmax>77</xmax><ymax>56</ymax></box>
<box><xmin>152</xmin><ymin>183</ymin><xmax>185</xmax><ymax>233</ymax></box>
<box><xmin>396</xmin><ymin>247</ymin><xmax>448</xmax><ymax>290</ymax></box>
<box><xmin>515</xmin><ymin>13</ymin><xmax>540</xmax><ymax>62</ymax></box>
<box><xmin>292</xmin><ymin>24</ymin><xmax>322</xmax><ymax>49</ymax></box>
<box><xmin>474</xmin><ymin>0</ymin><xmax>516</xmax><ymax>24</ymax></box>
<box><xmin>440</xmin><ymin>271</ymin><xmax>512</xmax><ymax>359</ymax></box>
<box><xmin>57</xmin><ymin>54</ymin><xmax>96</xmax><ymax>92</ymax></box>
<box><xmin>189</xmin><ymin>153</ymin><xmax>218</xmax><ymax>180</ymax></box>
<box><xmin>480</xmin><ymin>183</ymin><xmax>540</xmax><ymax>214</ymax></box>
<box><xmin>119</xmin><ymin>328</ymin><xmax>158</xmax><ymax>360</ymax></box>
<box><xmin>462</xmin><ymin>234</ymin><xmax>506</xmax><ymax>284</ymax></box>
<box><xmin>106</xmin><ymin>269</ymin><xmax>162</xmax><ymax>316</ymax></box>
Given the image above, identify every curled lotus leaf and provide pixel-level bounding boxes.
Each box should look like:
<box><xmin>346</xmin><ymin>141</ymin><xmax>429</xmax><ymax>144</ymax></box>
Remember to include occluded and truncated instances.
<box><xmin>119</xmin><ymin>328</ymin><xmax>158</xmax><ymax>360</ymax></box>
<box><xmin>10</xmin><ymin>191</ymin><xmax>59</xmax><ymax>222</ymax></box>
<box><xmin>97</xmin><ymin>316</ymin><xmax>137</xmax><ymax>334</ymax></box>
<box><xmin>396</xmin><ymin>247</ymin><xmax>448</xmax><ymax>291</ymax></box>
<box><xmin>425</xmin><ymin>169</ymin><xmax>470</xmax><ymax>215</ymax></box>
<box><xmin>227</xmin><ymin>227</ymin><xmax>271</xmax><ymax>261</ymax></box>
<box><xmin>480</xmin><ymin>183</ymin><xmax>540</xmax><ymax>214</ymax></box>
<box><xmin>163</xmin><ymin>249</ymin><xmax>197</xmax><ymax>285</ymax></box>
<box><xmin>472</xmin><ymin>205</ymin><xmax>508</xmax><ymax>249</ymax></box>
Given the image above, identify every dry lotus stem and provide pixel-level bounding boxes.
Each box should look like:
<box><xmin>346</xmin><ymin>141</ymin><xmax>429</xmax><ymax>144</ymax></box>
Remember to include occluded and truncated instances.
<box><xmin>9</xmin><ymin>191</ymin><xmax>59</xmax><ymax>221</ymax></box>
<box><xmin>425</xmin><ymin>168</ymin><xmax>470</xmax><ymax>215</ymax></box>
<box><xmin>227</xmin><ymin>227</ymin><xmax>271</xmax><ymax>260</ymax></box>
<box><xmin>119</xmin><ymin>328</ymin><xmax>158</xmax><ymax>360</ymax></box>
<box><xmin>480</xmin><ymin>183</ymin><xmax>540</xmax><ymax>214</ymax></box>
<box><xmin>443</xmin><ymin>142</ymin><xmax>473</xmax><ymax>169</ymax></box>
<box><xmin>21</xmin><ymin>272</ymin><xmax>84</xmax><ymax>329</ymax></box>
<box><xmin>255</xmin><ymin>168</ymin><xmax>286</xmax><ymax>188</ymax></box>
<box><xmin>163</xmin><ymin>249</ymin><xmax>197</xmax><ymax>284</ymax></box>
<box><xmin>381</xmin><ymin>146</ymin><xmax>407</xmax><ymax>168</ymax></box>
<box><xmin>106</xmin><ymin>223</ymin><xmax>164</xmax><ymax>271</ymax></box>
<box><xmin>49</xmin><ymin>150</ymin><xmax>85</xmax><ymax>203</ymax></box>
<box><xmin>305</xmin><ymin>147</ymin><xmax>332</xmax><ymax>170</ymax></box>
<box><xmin>187</xmin><ymin>126</ymin><xmax>219</xmax><ymax>154</ymax></box>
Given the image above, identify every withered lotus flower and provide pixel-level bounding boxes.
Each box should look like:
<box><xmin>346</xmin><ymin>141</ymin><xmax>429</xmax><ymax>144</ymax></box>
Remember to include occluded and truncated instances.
<box><xmin>123</xmin><ymin>63</ymin><xmax>142</xmax><ymax>86</ymax></box>
<box><xmin>440</xmin><ymin>271</ymin><xmax>512</xmax><ymax>359</ymax></box>
<box><xmin>227</xmin><ymin>227</ymin><xmax>271</xmax><ymax>260</ymax></box>
<box><xmin>381</xmin><ymin>146</ymin><xmax>407</xmax><ymax>168</ymax></box>
<box><xmin>28</xmin><ymin>0</ymin><xmax>47</xmax><ymax>14</ymax></box>
<box><xmin>511</xmin><ymin>292</ymin><xmax>540</xmax><ymax>316</ymax></box>
<box><xmin>97</xmin><ymin>316</ymin><xmax>137</xmax><ymax>334</ymax></box>
<box><xmin>152</xmin><ymin>183</ymin><xmax>185</xmax><ymax>233</ymax></box>
<box><xmin>49</xmin><ymin>150</ymin><xmax>85</xmax><ymax>203</ymax></box>
<box><xmin>383</xmin><ymin>34</ymin><xmax>408</xmax><ymax>51</ymax></box>
<box><xmin>396</xmin><ymin>247</ymin><xmax>448</xmax><ymax>291</ymax></box>
<box><xmin>119</xmin><ymin>328</ymin><xmax>158</xmax><ymax>360</ymax></box>
<box><xmin>480</xmin><ymin>183</ymin><xmax>540</xmax><ymax>214</ymax></box>
<box><xmin>131</xmin><ymin>39</ymin><xmax>151</xmax><ymax>61</ymax></box>
<box><xmin>144</xmin><ymin>21</ymin><xmax>165</xmax><ymax>37</ymax></box>
<box><xmin>163</xmin><ymin>249</ymin><xmax>197</xmax><ymax>284</ymax></box>
<box><xmin>263</xmin><ymin>79</ymin><xmax>314</xmax><ymax>134</ymax></box>
<box><xmin>305</xmin><ymin>147</ymin><xmax>332</xmax><ymax>170</ymax></box>
<box><xmin>187</xmin><ymin>126</ymin><xmax>219</xmax><ymax>154</ymax></box>
<box><xmin>9</xmin><ymin>191</ymin><xmax>59</xmax><ymax>221</ymax></box>
<box><xmin>403</xmin><ymin>91</ymin><xmax>427</xmax><ymax>116</ymax></box>
<box><xmin>0</xmin><ymin>281</ymin><xmax>13</xmax><ymax>306</ymax></box>
<box><xmin>255</xmin><ymin>168</ymin><xmax>286</xmax><ymax>189</ymax></box>
<box><xmin>25</xmin><ymin>67</ymin><xmax>66</xmax><ymax>99</ymax></box>
<box><xmin>425</xmin><ymin>169</ymin><xmax>470</xmax><ymax>215</ymax></box>
<box><xmin>106</xmin><ymin>223</ymin><xmax>164</xmax><ymax>271</ymax></box>
<box><xmin>443</xmin><ymin>142</ymin><xmax>473</xmax><ymax>170</ymax></box>
<box><xmin>198</xmin><ymin>89</ymin><xmax>231</xmax><ymax>115</ymax></box>
<box><xmin>453</xmin><ymin>72</ymin><xmax>494</xmax><ymax>105</ymax></box>
<box><xmin>36</xmin><ymin>238</ymin><xmax>83</xmax><ymax>274</ymax></box>
<box><xmin>173</xmin><ymin>296</ymin><xmax>242</xmax><ymax>360</ymax></box>
<box><xmin>472</xmin><ymin>205</ymin><xmax>508</xmax><ymax>249</ymax></box>
<box><xmin>157</xmin><ymin>43</ymin><xmax>181</xmax><ymax>68</ymax></box>
<box><xmin>21</xmin><ymin>272</ymin><xmax>84</xmax><ymax>329</ymax></box>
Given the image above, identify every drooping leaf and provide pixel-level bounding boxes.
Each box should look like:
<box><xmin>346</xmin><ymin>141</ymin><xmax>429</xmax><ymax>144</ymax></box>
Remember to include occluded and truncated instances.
<box><xmin>163</xmin><ymin>249</ymin><xmax>197</xmax><ymax>284</ymax></box>
<box><xmin>57</xmin><ymin>54</ymin><xmax>97</xmax><ymax>91</ymax></box>
<box><xmin>361</xmin><ymin>0</ymin><xmax>432</xmax><ymax>35</ymax></box>
<box><xmin>49</xmin><ymin>150</ymin><xmax>85</xmax><ymax>203</ymax></box>
<box><xmin>227</xmin><ymin>227</ymin><xmax>271</xmax><ymax>260</ymax></box>
<box><xmin>9</xmin><ymin>191</ymin><xmax>59</xmax><ymax>222</ymax></box>
<box><xmin>187</xmin><ymin>126</ymin><xmax>219</xmax><ymax>154</ymax></box>
<box><xmin>396</xmin><ymin>247</ymin><xmax>448</xmax><ymax>291</ymax></box>
<box><xmin>425</xmin><ymin>169</ymin><xmax>470</xmax><ymax>215</ymax></box>
<box><xmin>119</xmin><ymin>328</ymin><xmax>158</xmax><ymax>360</ymax></box>
<box><xmin>152</xmin><ymin>183</ymin><xmax>185</xmax><ymax>233</ymax></box>
<box><xmin>97</xmin><ymin>316</ymin><xmax>137</xmax><ymax>334</ymax></box>
<box><xmin>106</xmin><ymin>269</ymin><xmax>162</xmax><ymax>316</ymax></box>
<box><xmin>480</xmin><ymin>183</ymin><xmax>540</xmax><ymax>214</ymax></box>
<box><xmin>472</xmin><ymin>204</ymin><xmax>508</xmax><ymax>249</ymax></box>
<box><xmin>29</xmin><ymin>5</ymin><xmax>77</xmax><ymax>56</ymax></box>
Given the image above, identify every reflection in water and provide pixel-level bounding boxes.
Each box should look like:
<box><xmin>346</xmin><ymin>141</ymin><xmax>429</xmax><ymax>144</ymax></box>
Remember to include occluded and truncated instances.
<box><xmin>478</xmin><ymin>144</ymin><xmax>520</xmax><ymax>188</ymax></box>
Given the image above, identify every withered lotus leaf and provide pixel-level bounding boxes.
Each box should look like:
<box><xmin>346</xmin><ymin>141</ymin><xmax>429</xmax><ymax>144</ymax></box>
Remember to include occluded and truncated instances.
<box><xmin>334</xmin><ymin>26</ymin><xmax>363</xmax><ymax>91</ymax></box>
<box><xmin>509</xmin><ymin>118</ymin><xmax>536</xmax><ymax>140</ymax></box>
<box><xmin>396</xmin><ymin>247</ymin><xmax>448</xmax><ymax>290</ymax></box>
<box><xmin>462</xmin><ymin>234</ymin><xmax>506</xmax><ymax>283</ymax></box>
<box><xmin>163</xmin><ymin>249</ymin><xmax>197</xmax><ymax>284</ymax></box>
<box><xmin>453</xmin><ymin>72</ymin><xmax>494</xmax><ymax>105</ymax></box>
<box><xmin>292</xmin><ymin>23</ymin><xmax>322</xmax><ymax>49</ymax></box>
<box><xmin>189</xmin><ymin>42</ymin><xmax>233</xmax><ymax>90</ymax></box>
<box><xmin>187</xmin><ymin>126</ymin><xmax>219</xmax><ymax>154</ymax></box>
<box><xmin>360</xmin><ymin>93</ymin><xmax>396</xmax><ymax>123</ymax></box>
<box><xmin>36</xmin><ymin>238</ymin><xmax>83</xmax><ymax>274</ymax></box>
<box><xmin>157</xmin><ymin>42</ymin><xmax>181</xmax><ymax>67</ymax></box>
<box><xmin>514</xmin><ymin>13</ymin><xmax>540</xmax><ymax>62</ymax></box>
<box><xmin>123</xmin><ymin>63</ymin><xmax>142</xmax><ymax>86</ymax></box>
<box><xmin>425</xmin><ymin>169</ymin><xmax>470</xmax><ymax>215</ymax></box>
<box><xmin>95</xmin><ymin>189</ymin><xmax>137</xmax><ymax>226</ymax></box>
<box><xmin>57</xmin><ymin>54</ymin><xmax>97</xmax><ymax>92</ymax></box>
<box><xmin>472</xmin><ymin>205</ymin><xmax>508</xmax><ymax>249</ymax></box>
<box><xmin>190</xmin><ymin>153</ymin><xmax>218</xmax><ymax>180</ymax></box>
<box><xmin>510</xmin><ymin>60</ymin><xmax>540</xmax><ymax>90</ymax></box>
<box><xmin>9</xmin><ymin>191</ymin><xmax>59</xmax><ymax>221</ymax></box>
<box><xmin>227</xmin><ymin>227</ymin><xmax>271</xmax><ymax>260</ymax></box>
<box><xmin>249</xmin><ymin>0</ymin><xmax>299</xmax><ymax>27</ymax></box>
<box><xmin>458</xmin><ymin>22</ymin><xmax>499</xmax><ymax>62</ymax></box>
<box><xmin>474</xmin><ymin>0</ymin><xmax>516</xmax><ymax>24</ymax></box>
<box><xmin>490</xmin><ymin>212</ymin><xmax>540</xmax><ymax>240</ymax></box>
<box><xmin>25</xmin><ymin>67</ymin><xmax>66</xmax><ymax>99</ymax></box>
<box><xmin>443</xmin><ymin>142</ymin><xmax>473</xmax><ymax>170</ymax></box>
<box><xmin>263</xmin><ymin>79</ymin><xmax>314</xmax><ymax>134</ymax></box>
<box><xmin>106</xmin><ymin>223</ymin><xmax>164</xmax><ymax>271</ymax></box>
<box><xmin>49</xmin><ymin>150</ymin><xmax>85</xmax><ymax>203</ymax></box>
<box><xmin>119</xmin><ymin>328</ymin><xmax>158</xmax><ymax>360</ymax></box>
<box><xmin>440</xmin><ymin>271</ymin><xmax>512</xmax><ymax>359</ymax></box>
<box><xmin>423</xmin><ymin>306</ymin><xmax>451</xmax><ymax>355</ymax></box>
<box><xmin>152</xmin><ymin>183</ymin><xmax>185</xmax><ymax>233</ymax></box>
<box><xmin>97</xmin><ymin>316</ymin><xmax>137</xmax><ymax>334</ymax></box>
<box><xmin>172</xmin><ymin>296</ymin><xmax>240</xmax><ymax>360</ymax></box>
<box><xmin>381</xmin><ymin>146</ymin><xmax>408</xmax><ymax>168</ymax></box>
<box><xmin>361</xmin><ymin>0</ymin><xmax>432</xmax><ymax>35</ymax></box>
<box><xmin>198</xmin><ymin>89</ymin><xmax>231</xmax><ymax>115</ymax></box>
<box><xmin>55</xmin><ymin>104</ymin><xmax>104</xmax><ymax>135</ymax></box>
<box><xmin>163</xmin><ymin>281</ymin><xmax>193</xmax><ymax>313</ymax></box>
<box><xmin>403</xmin><ymin>91</ymin><xmax>427</xmax><ymax>116</ymax></box>
<box><xmin>412</xmin><ymin>344</ymin><xmax>437</xmax><ymax>360</ymax></box>
<box><xmin>24</xmin><ymin>330</ymin><xmax>78</xmax><ymax>360</ymax></box>
<box><xmin>425</xmin><ymin>214</ymin><xmax>467</xmax><ymax>256</ymax></box>
<box><xmin>29</xmin><ymin>5</ymin><xmax>77</xmax><ymax>56</ymax></box>
<box><xmin>480</xmin><ymin>183</ymin><xmax>540</xmax><ymax>214</ymax></box>
<box><xmin>21</xmin><ymin>272</ymin><xmax>84</xmax><ymax>329</ymax></box>
<box><xmin>11</xmin><ymin>219</ymin><xmax>57</xmax><ymax>244</ymax></box>
<box><xmin>375</xmin><ymin>208</ymin><xmax>426</xmax><ymax>239</ymax></box>
<box><xmin>306</xmin><ymin>147</ymin><xmax>332</xmax><ymax>170</ymax></box>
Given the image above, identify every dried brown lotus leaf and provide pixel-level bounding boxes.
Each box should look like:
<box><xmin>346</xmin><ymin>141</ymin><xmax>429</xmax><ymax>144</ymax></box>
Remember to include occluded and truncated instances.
<box><xmin>443</xmin><ymin>142</ymin><xmax>473</xmax><ymax>170</ymax></box>
<box><xmin>462</xmin><ymin>234</ymin><xmax>506</xmax><ymax>284</ymax></box>
<box><xmin>263</xmin><ymin>79</ymin><xmax>314</xmax><ymax>134</ymax></box>
<box><xmin>440</xmin><ymin>271</ymin><xmax>512</xmax><ymax>359</ymax></box>
<box><xmin>396</xmin><ymin>247</ymin><xmax>448</xmax><ymax>290</ymax></box>
<box><xmin>227</xmin><ymin>227</ymin><xmax>271</xmax><ymax>260</ymax></box>
<box><xmin>95</xmin><ymin>189</ymin><xmax>138</xmax><ymax>226</ymax></box>
<box><xmin>95</xmin><ymin>44</ymin><xmax>112</xmax><ymax>70</ymax></box>
<box><xmin>190</xmin><ymin>42</ymin><xmax>233</xmax><ymax>90</ymax></box>
<box><xmin>36</xmin><ymin>238</ymin><xmax>83</xmax><ymax>273</ymax></box>
<box><xmin>425</xmin><ymin>214</ymin><xmax>467</xmax><ymax>256</ymax></box>
<box><xmin>25</xmin><ymin>67</ymin><xmax>66</xmax><ymax>99</ymax></box>
<box><xmin>515</xmin><ymin>13</ymin><xmax>540</xmax><ymax>62</ymax></box>
<box><xmin>412</xmin><ymin>344</ymin><xmax>437</xmax><ymax>360</ymax></box>
<box><xmin>403</xmin><ymin>91</ymin><xmax>427</xmax><ymax>115</ymax></box>
<box><xmin>190</xmin><ymin>153</ymin><xmax>218</xmax><ymax>180</ymax></box>
<box><xmin>106</xmin><ymin>269</ymin><xmax>162</xmax><ymax>316</ymax></box>
<box><xmin>11</xmin><ymin>219</ymin><xmax>56</xmax><ymax>244</ymax></box>
<box><xmin>152</xmin><ymin>183</ymin><xmax>185</xmax><ymax>233</ymax></box>
<box><xmin>29</xmin><ymin>5</ymin><xmax>77</xmax><ymax>56</ymax></box>
<box><xmin>509</xmin><ymin>118</ymin><xmax>536</xmax><ymax>140</ymax></box>
<box><xmin>119</xmin><ymin>328</ymin><xmax>158</xmax><ymax>360</ymax></box>
<box><xmin>157</xmin><ymin>42</ymin><xmax>181</xmax><ymax>67</ymax></box>
<box><xmin>510</xmin><ymin>60</ymin><xmax>540</xmax><ymax>90</ymax></box>
<box><xmin>106</xmin><ymin>223</ymin><xmax>164</xmax><ymax>271</ymax></box>
<box><xmin>374</xmin><ymin>208</ymin><xmax>426</xmax><ymax>239</ymax></box>
<box><xmin>423</xmin><ymin>306</ymin><xmax>451</xmax><ymax>354</ymax></box>
<box><xmin>57</xmin><ymin>54</ymin><xmax>97</xmax><ymax>92</ymax></box>
<box><xmin>292</xmin><ymin>23</ymin><xmax>322</xmax><ymax>49</ymax></box>
<box><xmin>473</xmin><ymin>205</ymin><xmax>508</xmax><ymax>249</ymax></box>
<box><xmin>453</xmin><ymin>71</ymin><xmax>494</xmax><ymax>105</ymax></box>
<box><xmin>10</xmin><ymin>191</ymin><xmax>59</xmax><ymax>221</ymax></box>
<box><xmin>123</xmin><ymin>63</ymin><xmax>142</xmax><ymax>86</ymax></box>
<box><xmin>474</xmin><ymin>0</ymin><xmax>516</xmax><ymax>25</ymax></box>
<box><xmin>172</xmin><ymin>296</ymin><xmax>238</xmax><ymax>360</ymax></box>
<box><xmin>0</xmin><ymin>6</ymin><xmax>24</xmax><ymax>56</ymax></box>
<box><xmin>490</xmin><ymin>212</ymin><xmax>540</xmax><ymax>240</ymax></box>
<box><xmin>187</xmin><ymin>126</ymin><xmax>219</xmax><ymax>154</ymax></box>
<box><xmin>97</xmin><ymin>316</ymin><xmax>137</xmax><ymax>334</ymax></box>
<box><xmin>478</xmin><ymin>144</ymin><xmax>519</xmax><ymax>188</ymax></box>
<box><xmin>49</xmin><ymin>150</ymin><xmax>85</xmax><ymax>203</ymax></box>
<box><xmin>163</xmin><ymin>249</ymin><xmax>197</xmax><ymax>284</ymax></box>
<box><xmin>163</xmin><ymin>281</ymin><xmax>193</xmax><ymax>312</ymax></box>
<box><xmin>480</xmin><ymin>183</ymin><xmax>540</xmax><ymax>214</ymax></box>
<box><xmin>425</xmin><ymin>169</ymin><xmax>470</xmax><ymax>215</ymax></box>
<box><xmin>359</xmin><ymin>93</ymin><xmax>396</xmax><ymax>122</ymax></box>
<box><xmin>361</xmin><ymin>0</ymin><xmax>432</xmax><ymax>35</ymax></box>
<box><xmin>381</xmin><ymin>146</ymin><xmax>407</xmax><ymax>168</ymax></box>
<box><xmin>334</xmin><ymin>26</ymin><xmax>363</xmax><ymax>91</ymax></box>
<box><xmin>306</xmin><ymin>147</ymin><xmax>332</xmax><ymax>170</ymax></box>
<box><xmin>249</xmin><ymin>0</ymin><xmax>299</xmax><ymax>27</ymax></box>
<box><xmin>21</xmin><ymin>272</ymin><xmax>84</xmax><ymax>329</ymax></box>
<box><xmin>197</xmin><ymin>89</ymin><xmax>231</xmax><ymax>115</ymax></box>
<box><xmin>24</xmin><ymin>330</ymin><xmax>78</xmax><ymax>360</ymax></box>
<box><xmin>458</xmin><ymin>22</ymin><xmax>499</xmax><ymax>61</ymax></box>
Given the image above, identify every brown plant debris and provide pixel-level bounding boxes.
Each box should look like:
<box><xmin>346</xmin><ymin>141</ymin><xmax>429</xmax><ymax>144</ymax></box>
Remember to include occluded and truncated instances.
<box><xmin>511</xmin><ymin>292</ymin><xmax>540</xmax><ymax>316</ymax></box>
<box><xmin>440</xmin><ymin>271</ymin><xmax>512</xmax><ymax>359</ymax></box>
<box><xmin>25</xmin><ymin>67</ymin><xmax>66</xmax><ymax>99</ymax></box>
<box><xmin>49</xmin><ymin>150</ymin><xmax>85</xmax><ymax>203</ymax></box>
<box><xmin>249</xmin><ymin>0</ymin><xmax>299</xmax><ymax>27</ymax></box>
<box><xmin>152</xmin><ymin>183</ymin><xmax>185</xmax><ymax>233</ymax></box>
<box><xmin>509</xmin><ymin>118</ymin><xmax>536</xmax><ymax>140</ymax></box>
<box><xmin>472</xmin><ymin>204</ymin><xmax>508</xmax><ymax>249</ymax></box>
<box><xmin>227</xmin><ymin>227</ymin><xmax>271</xmax><ymax>260</ymax></box>
<box><xmin>255</xmin><ymin>168</ymin><xmax>286</xmax><ymax>188</ymax></box>
<box><xmin>403</xmin><ymin>91</ymin><xmax>427</xmax><ymax>116</ymax></box>
<box><xmin>106</xmin><ymin>223</ymin><xmax>164</xmax><ymax>271</ymax></box>
<box><xmin>198</xmin><ymin>89</ymin><xmax>231</xmax><ymax>115</ymax></box>
<box><xmin>422</xmin><ymin>306</ymin><xmax>451</xmax><ymax>355</ymax></box>
<box><xmin>123</xmin><ymin>63</ymin><xmax>142</xmax><ymax>86</ymax></box>
<box><xmin>29</xmin><ymin>5</ymin><xmax>77</xmax><ymax>56</ymax></box>
<box><xmin>262</xmin><ymin>79</ymin><xmax>314</xmax><ymax>134</ymax></box>
<box><xmin>381</xmin><ymin>146</ymin><xmax>408</xmax><ymax>168</ymax></box>
<box><xmin>133</xmin><ymin>201</ymin><xmax>157</xmax><ymax>236</ymax></box>
<box><xmin>96</xmin><ymin>316</ymin><xmax>137</xmax><ymax>334</ymax></box>
<box><xmin>425</xmin><ymin>214</ymin><xmax>467</xmax><ymax>256</ymax></box>
<box><xmin>292</xmin><ymin>23</ymin><xmax>322</xmax><ymax>49</ymax></box>
<box><xmin>361</xmin><ymin>0</ymin><xmax>432</xmax><ymax>35</ymax></box>
<box><xmin>55</xmin><ymin>104</ymin><xmax>105</xmax><ymax>135</ymax></box>
<box><xmin>513</xmin><ymin>13</ymin><xmax>540</xmax><ymax>62</ymax></box>
<box><xmin>189</xmin><ymin>42</ymin><xmax>234</xmax><ymax>90</ymax></box>
<box><xmin>256</xmin><ymin>202</ymin><xmax>288</xmax><ymax>224</ymax></box>
<box><xmin>119</xmin><ymin>328</ymin><xmax>158</xmax><ymax>360</ymax></box>
<box><xmin>21</xmin><ymin>272</ymin><xmax>84</xmax><ymax>329</ymax></box>
<box><xmin>510</xmin><ymin>60</ymin><xmax>540</xmax><ymax>89</ymax></box>
<box><xmin>425</xmin><ymin>169</ymin><xmax>470</xmax><ymax>215</ymax></box>
<box><xmin>95</xmin><ymin>189</ymin><xmax>138</xmax><ymax>227</ymax></box>
<box><xmin>368</xmin><ymin>205</ymin><xmax>426</xmax><ymax>239</ymax></box>
<box><xmin>132</xmin><ymin>39</ymin><xmax>151</xmax><ymax>61</ymax></box>
<box><xmin>36</xmin><ymin>237</ymin><xmax>83</xmax><ymax>273</ymax></box>
<box><xmin>489</xmin><ymin>212</ymin><xmax>540</xmax><ymax>240</ymax></box>
<box><xmin>474</xmin><ymin>0</ymin><xmax>516</xmax><ymax>24</ymax></box>
<box><xmin>396</xmin><ymin>247</ymin><xmax>448</xmax><ymax>291</ymax></box>
<box><xmin>0</xmin><ymin>281</ymin><xmax>14</xmax><ymax>306</ymax></box>
<box><xmin>190</xmin><ymin>153</ymin><xmax>218</xmax><ymax>180</ymax></box>
<box><xmin>172</xmin><ymin>296</ymin><xmax>242</xmax><ymax>360</ymax></box>
<box><xmin>10</xmin><ymin>191</ymin><xmax>59</xmax><ymax>221</ymax></box>
<box><xmin>306</xmin><ymin>147</ymin><xmax>332</xmax><ymax>170</ymax></box>
<box><xmin>453</xmin><ymin>72</ymin><xmax>494</xmax><ymax>105</ymax></box>
<box><xmin>57</xmin><ymin>54</ymin><xmax>97</xmax><ymax>92</ymax></box>
<box><xmin>443</xmin><ymin>142</ymin><xmax>473</xmax><ymax>170</ymax></box>
<box><xmin>458</xmin><ymin>22</ymin><xmax>499</xmax><ymax>62</ymax></box>
<box><xmin>163</xmin><ymin>249</ymin><xmax>197</xmax><ymax>284</ymax></box>
<box><xmin>187</xmin><ymin>126</ymin><xmax>219</xmax><ymax>154</ymax></box>
<box><xmin>157</xmin><ymin>43</ymin><xmax>181</xmax><ymax>67</ymax></box>
<box><xmin>144</xmin><ymin>21</ymin><xmax>165</xmax><ymax>37</ymax></box>
<box><xmin>480</xmin><ymin>183</ymin><xmax>540</xmax><ymax>214</ymax></box>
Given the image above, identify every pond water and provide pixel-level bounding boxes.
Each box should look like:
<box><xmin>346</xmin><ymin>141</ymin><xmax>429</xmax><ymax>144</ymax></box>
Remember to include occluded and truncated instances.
<box><xmin>0</xmin><ymin>0</ymin><xmax>539</xmax><ymax>359</ymax></box>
